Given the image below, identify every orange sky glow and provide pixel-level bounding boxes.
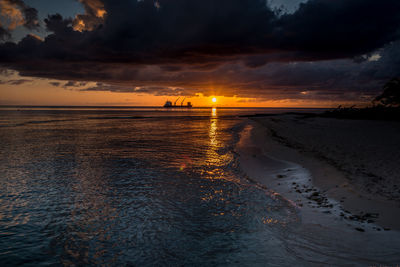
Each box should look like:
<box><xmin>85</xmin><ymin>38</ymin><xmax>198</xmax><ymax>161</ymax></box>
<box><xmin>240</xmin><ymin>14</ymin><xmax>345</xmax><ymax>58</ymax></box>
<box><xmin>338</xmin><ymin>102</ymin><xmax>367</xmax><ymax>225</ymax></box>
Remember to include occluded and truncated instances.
<box><xmin>0</xmin><ymin>72</ymin><xmax>364</xmax><ymax>108</ymax></box>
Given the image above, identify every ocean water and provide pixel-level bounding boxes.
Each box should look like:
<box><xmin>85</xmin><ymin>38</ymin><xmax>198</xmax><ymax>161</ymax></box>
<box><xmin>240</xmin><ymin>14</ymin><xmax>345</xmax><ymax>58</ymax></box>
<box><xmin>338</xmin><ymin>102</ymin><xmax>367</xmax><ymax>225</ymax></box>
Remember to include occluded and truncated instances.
<box><xmin>2</xmin><ymin>107</ymin><xmax>400</xmax><ymax>266</ymax></box>
<box><xmin>2</xmin><ymin>106</ymin><xmax>357</xmax><ymax>266</ymax></box>
<box><xmin>0</xmin><ymin>107</ymin><xmax>316</xmax><ymax>266</ymax></box>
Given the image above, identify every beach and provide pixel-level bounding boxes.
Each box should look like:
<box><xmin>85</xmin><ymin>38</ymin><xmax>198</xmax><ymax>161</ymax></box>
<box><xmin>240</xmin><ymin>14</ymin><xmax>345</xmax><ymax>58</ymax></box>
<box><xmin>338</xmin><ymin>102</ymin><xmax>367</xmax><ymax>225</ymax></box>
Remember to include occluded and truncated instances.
<box><xmin>236</xmin><ymin>114</ymin><xmax>400</xmax><ymax>264</ymax></box>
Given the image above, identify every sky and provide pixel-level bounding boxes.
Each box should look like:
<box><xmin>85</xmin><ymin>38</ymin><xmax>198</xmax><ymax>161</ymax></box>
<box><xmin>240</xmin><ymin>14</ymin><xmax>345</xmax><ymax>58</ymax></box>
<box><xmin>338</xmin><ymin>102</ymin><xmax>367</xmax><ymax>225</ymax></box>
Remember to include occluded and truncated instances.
<box><xmin>0</xmin><ymin>0</ymin><xmax>399</xmax><ymax>107</ymax></box>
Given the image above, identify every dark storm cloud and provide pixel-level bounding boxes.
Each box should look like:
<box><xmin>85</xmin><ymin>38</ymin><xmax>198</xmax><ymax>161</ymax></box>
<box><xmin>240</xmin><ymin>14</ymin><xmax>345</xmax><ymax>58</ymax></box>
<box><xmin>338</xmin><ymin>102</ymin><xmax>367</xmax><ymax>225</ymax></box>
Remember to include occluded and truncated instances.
<box><xmin>3</xmin><ymin>0</ymin><xmax>400</xmax><ymax>65</ymax></box>
<box><xmin>44</xmin><ymin>14</ymin><xmax>73</xmax><ymax>33</ymax></box>
<box><xmin>0</xmin><ymin>26</ymin><xmax>11</xmax><ymax>40</ymax></box>
<box><xmin>359</xmin><ymin>41</ymin><xmax>400</xmax><ymax>81</ymax></box>
<box><xmin>0</xmin><ymin>0</ymin><xmax>400</xmax><ymax>100</ymax></box>
<box><xmin>276</xmin><ymin>0</ymin><xmax>400</xmax><ymax>59</ymax></box>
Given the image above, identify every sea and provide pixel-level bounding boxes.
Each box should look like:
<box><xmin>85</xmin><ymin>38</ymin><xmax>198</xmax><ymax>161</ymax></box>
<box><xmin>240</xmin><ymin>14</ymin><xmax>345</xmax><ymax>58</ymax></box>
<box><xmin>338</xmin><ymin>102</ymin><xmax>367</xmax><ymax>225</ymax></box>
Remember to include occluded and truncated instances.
<box><xmin>2</xmin><ymin>106</ymin><xmax>388</xmax><ymax>266</ymax></box>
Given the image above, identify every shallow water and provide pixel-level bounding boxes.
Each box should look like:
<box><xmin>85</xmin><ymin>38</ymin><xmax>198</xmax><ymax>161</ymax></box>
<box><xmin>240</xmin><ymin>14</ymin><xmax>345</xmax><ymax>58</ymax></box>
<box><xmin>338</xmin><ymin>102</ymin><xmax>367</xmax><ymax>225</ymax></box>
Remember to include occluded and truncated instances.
<box><xmin>0</xmin><ymin>107</ymin><xmax>310</xmax><ymax>266</ymax></box>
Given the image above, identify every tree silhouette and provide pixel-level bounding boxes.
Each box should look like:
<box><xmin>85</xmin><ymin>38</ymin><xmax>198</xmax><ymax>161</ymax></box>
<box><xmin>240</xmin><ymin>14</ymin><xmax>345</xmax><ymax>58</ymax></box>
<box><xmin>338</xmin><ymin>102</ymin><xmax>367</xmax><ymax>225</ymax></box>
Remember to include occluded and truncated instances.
<box><xmin>374</xmin><ymin>78</ymin><xmax>400</xmax><ymax>107</ymax></box>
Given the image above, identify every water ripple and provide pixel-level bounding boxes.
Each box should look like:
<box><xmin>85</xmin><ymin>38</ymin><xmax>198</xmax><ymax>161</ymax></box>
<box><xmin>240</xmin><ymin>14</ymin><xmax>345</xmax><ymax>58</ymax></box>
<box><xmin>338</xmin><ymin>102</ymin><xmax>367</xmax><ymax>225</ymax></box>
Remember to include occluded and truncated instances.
<box><xmin>0</xmin><ymin>109</ymin><xmax>301</xmax><ymax>266</ymax></box>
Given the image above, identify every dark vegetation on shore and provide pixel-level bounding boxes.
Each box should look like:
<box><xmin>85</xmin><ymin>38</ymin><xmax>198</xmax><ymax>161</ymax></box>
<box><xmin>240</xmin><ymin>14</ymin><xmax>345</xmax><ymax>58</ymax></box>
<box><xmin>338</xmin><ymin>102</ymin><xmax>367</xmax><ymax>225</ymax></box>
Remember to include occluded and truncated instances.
<box><xmin>321</xmin><ymin>78</ymin><xmax>400</xmax><ymax>121</ymax></box>
<box><xmin>243</xmin><ymin>78</ymin><xmax>400</xmax><ymax>121</ymax></box>
<box><xmin>320</xmin><ymin>106</ymin><xmax>400</xmax><ymax>121</ymax></box>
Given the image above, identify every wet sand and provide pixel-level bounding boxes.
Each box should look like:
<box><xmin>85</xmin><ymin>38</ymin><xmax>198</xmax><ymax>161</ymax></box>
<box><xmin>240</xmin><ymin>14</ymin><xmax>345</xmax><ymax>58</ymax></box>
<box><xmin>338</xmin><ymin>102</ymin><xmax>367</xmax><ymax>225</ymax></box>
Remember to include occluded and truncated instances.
<box><xmin>235</xmin><ymin>116</ymin><xmax>400</xmax><ymax>265</ymax></box>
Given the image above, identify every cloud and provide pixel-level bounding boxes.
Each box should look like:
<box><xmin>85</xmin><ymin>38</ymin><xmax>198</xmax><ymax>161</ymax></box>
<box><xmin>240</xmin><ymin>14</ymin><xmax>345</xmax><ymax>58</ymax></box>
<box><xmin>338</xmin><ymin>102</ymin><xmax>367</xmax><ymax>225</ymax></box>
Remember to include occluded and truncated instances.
<box><xmin>0</xmin><ymin>0</ymin><xmax>24</xmax><ymax>31</ymax></box>
<box><xmin>44</xmin><ymin>13</ymin><xmax>73</xmax><ymax>34</ymax></box>
<box><xmin>0</xmin><ymin>67</ymin><xmax>14</xmax><ymax>76</ymax></box>
<box><xmin>13</xmin><ymin>0</ymin><xmax>39</xmax><ymax>30</ymax></box>
<box><xmin>63</xmin><ymin>80</ymin><xmax>87</xmax><ymax>87</ymax></box>
<box><xmin>0</xmin><ymin>0</ymin><xmax>39</xmax><ymax>32</ymax></box>
<box><xmin>0</xmin><ymin>25</ymin><xmax>11</xmax><ymax>40</ymax></box>
<box><xmin>0</xmin><ymin>78</ymin><xmax>32</xmax><ymax>85</ymax></box>
<box><xmin>3</xmin><ymin>0</ymin><xmax>400</xmax><ymax>64</ymax></box>
<box><xmin>49</xmin><ymin>81</ymin><xmax>61</xmax><ymax>87</ymax></box>
<box><xmin>269</xmin><ymin>0</ymin><xmax>308</xmax><ymax>14</ymax></box>
<box><xmin>275</xmin><ymin>0</ymin><xmax>400</xmax><ymax>59</ymax></box>
<box><xmin>0</xmin><ymin>0</ymin><xmax>399</xmax><ymax>102</ymax></box>
<box><xmin>81</xmin><ymin>82</ymin><xmax>196</xmax><ymax>96</ymax></box>
<box><xmin>82</xmin><ymin>82</ymin><xmax>131</xmax><ymax>92</ymax></box>
<box><xmin>73</xmin><ymin>0</ymin><xmax>106</xmax><ymax>31</ymax></box>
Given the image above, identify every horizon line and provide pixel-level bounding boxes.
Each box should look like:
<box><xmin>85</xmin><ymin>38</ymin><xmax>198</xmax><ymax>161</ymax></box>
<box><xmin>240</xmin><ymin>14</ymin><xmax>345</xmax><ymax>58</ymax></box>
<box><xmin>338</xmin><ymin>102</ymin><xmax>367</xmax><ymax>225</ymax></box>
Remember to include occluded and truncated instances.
<box><xmin>0</xmin><ymin>105</ymin><xmax>331</xmax><ymax>109</ymax></box>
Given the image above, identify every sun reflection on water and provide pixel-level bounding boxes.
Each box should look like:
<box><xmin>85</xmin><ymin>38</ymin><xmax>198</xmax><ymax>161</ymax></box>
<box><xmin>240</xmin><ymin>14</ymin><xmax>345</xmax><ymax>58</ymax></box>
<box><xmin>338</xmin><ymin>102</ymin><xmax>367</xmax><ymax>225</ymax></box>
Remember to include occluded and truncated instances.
<box><xmin>209</xmin><ymin>108</ymin><xmax>218</xmax><ymax>148</ymax></box>
<box><xmin>211</xmin><ymin>107</ymin><xmax>217</xmax><ymax>117</ymax></box>
<box><xmin>203</xmin><ymin>107</ymin><xmax>237</xmax><ymax>182</ymax></box>
<box><xmin>209</xmin><ymin>120</ymin><xmax>217</xmax><ymax>147</ymax></box>
<box><xmin>206</xmin><ymin>107</ymin><xmax>226</xmax><ymax>172</ymax></box>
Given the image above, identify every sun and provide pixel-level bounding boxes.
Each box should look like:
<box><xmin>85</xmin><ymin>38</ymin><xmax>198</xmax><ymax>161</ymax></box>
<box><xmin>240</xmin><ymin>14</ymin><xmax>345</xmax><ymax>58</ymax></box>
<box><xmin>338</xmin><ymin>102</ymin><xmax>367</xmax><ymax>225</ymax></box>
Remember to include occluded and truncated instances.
<box><xmin>212</xmin><ymin>97</ymin><xmax>217</xmax><ymax>103</ymax></box>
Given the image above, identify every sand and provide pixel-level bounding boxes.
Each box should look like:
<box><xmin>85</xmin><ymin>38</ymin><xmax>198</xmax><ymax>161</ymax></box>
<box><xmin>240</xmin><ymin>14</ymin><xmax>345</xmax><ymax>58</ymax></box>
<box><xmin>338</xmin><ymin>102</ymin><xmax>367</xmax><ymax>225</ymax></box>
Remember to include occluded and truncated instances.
<box><xmin>238</xmin><ymin>115</ymin><xmax>400</xmax><ymax>230</ymax></box>
<box><xmin>235</xmin><ymin>115</ymin><xmax>400</xmax><ymax>264</ymax></box>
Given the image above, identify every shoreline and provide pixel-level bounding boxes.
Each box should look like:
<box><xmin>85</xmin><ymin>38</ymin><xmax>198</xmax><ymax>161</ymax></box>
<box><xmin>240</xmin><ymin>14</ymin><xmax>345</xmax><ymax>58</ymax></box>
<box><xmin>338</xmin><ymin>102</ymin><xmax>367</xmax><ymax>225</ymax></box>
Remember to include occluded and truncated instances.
<box><xmin>236</xmin><ymin>116</ymin><xmax>400</xmax><ymax>231</ymax></box>
<box><xmin>235</xmin><ymin>118</ymin><xmax>400</xmax><ymax>264</ymax></box>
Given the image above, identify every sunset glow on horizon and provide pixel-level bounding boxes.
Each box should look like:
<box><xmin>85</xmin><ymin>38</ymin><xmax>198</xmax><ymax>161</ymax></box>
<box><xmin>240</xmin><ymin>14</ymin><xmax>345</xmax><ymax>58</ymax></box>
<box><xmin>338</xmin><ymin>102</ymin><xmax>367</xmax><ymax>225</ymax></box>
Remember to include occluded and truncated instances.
<box><xmin>0</xmin><ymin>71</ymin><xmax>369</xmax><ymax>108</ymax></box>
<box><xmin>0</xmin><ymin>78</ymin><xmax>362</xmax><ymax>108</ymax></box>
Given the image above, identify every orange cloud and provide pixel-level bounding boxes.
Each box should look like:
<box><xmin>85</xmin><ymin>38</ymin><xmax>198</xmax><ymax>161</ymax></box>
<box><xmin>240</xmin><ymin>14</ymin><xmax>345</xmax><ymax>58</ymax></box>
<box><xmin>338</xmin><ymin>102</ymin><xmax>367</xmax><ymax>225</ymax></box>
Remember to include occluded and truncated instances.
<box><xmin>0</xmin><ymin>0</ymin><xmax>24</xmax><ymax>30</ymax></box>
<box><xmin>0</xmin><ymin>0</ymin><xmax>39</xmax><ymax>38</ymax></box>
<box><xmin>73</xmin><ymin>0</ymin><xmax>106</xmax><ymax>31</ymax></box>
